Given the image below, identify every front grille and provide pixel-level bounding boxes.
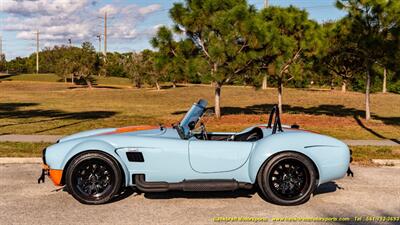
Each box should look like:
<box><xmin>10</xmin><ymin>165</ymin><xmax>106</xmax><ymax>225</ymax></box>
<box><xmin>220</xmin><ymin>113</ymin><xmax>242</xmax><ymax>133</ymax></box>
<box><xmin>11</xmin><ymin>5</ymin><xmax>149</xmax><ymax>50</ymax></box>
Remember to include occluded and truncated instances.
<box><xmin>126</xmin><ymin>152</ymin><xmax>144</xmax><ymax>162</ymax></box>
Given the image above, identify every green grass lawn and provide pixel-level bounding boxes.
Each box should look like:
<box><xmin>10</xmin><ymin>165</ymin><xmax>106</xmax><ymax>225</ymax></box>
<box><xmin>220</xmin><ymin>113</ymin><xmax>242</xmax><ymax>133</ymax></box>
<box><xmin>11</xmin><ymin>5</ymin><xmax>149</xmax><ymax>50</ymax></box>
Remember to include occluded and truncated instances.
<box><xmin>0</xmin><ymin>142</ymin><xmax>50</xmax><ymax>157</ymax></box>
<box><xmin>0</xmin><ymin>79</ymin><xmax>399</xmax><ymax>139</ymax></box>
<box><xmin>350</xmin><ymin>146</ymin><xmax>400</xmax><ymax>165</ymax></box>
<box><xmin>0</xmin><ymin>73</ymin><xmax>132</xmax><ymax>86</ymax></box>
<box><xmin>1</xmin><ymin>73</ymin><xmax>61</xmax><ymax>82</ymax></box>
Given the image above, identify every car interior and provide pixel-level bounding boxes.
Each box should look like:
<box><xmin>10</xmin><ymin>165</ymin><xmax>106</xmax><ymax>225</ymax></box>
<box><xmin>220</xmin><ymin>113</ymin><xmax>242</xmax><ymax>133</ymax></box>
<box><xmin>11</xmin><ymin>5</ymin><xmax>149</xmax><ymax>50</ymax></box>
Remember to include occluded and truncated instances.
<box><xmin>193</xmin><ymin>127</ymin><xmax>264</xmax><ymax>142</ymax></box>
<box><xmin>174</xmin><ymin>99</ymin><xmax>272</xmax><ymax>142</ymax></box>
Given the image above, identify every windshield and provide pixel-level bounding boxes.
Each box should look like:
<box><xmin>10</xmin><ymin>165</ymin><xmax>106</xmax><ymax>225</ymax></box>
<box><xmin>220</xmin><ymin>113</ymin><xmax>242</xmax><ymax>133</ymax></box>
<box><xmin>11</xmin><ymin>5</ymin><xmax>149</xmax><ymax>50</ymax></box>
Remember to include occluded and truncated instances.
<box><xmin>178</xmin><ymin>99</ymin><xmax>208</xmax><ymax>138</ymax></box>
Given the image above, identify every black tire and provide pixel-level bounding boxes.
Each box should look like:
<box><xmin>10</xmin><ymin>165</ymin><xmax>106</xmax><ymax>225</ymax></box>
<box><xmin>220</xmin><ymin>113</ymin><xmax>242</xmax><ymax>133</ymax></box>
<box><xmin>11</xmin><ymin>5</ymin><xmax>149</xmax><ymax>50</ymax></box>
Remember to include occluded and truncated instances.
<box><xmin>257</xmin><ymin>152</ymin><xmax>317</xmax><ymax>206</ymax></box>
<box><xmin>65</xmin><ymin>152</ymin><xmax>122</xmax><ymax>204</ymax></box>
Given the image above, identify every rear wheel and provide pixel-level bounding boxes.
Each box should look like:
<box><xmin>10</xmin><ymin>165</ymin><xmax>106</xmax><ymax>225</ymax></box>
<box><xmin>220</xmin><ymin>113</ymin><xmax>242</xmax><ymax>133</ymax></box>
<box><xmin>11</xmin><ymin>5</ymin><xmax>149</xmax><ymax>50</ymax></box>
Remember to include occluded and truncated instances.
<box><xmin>65</xmin><ymin>152</ymin><xmax>122</xmax><ymax>204</ymax></box>
<box><xmin>257</xmin><ymin>152</ymin><xmax>317</xmax><ymax>205</ymax></box>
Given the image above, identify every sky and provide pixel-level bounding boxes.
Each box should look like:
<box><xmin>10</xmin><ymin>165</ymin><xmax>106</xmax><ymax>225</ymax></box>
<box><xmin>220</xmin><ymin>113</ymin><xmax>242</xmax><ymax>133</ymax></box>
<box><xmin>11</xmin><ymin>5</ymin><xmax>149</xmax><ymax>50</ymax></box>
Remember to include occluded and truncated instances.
<box><xmin>0</xmin><ymin>0</ymin><xmax>347</xmax><ymax>60</ymax></box>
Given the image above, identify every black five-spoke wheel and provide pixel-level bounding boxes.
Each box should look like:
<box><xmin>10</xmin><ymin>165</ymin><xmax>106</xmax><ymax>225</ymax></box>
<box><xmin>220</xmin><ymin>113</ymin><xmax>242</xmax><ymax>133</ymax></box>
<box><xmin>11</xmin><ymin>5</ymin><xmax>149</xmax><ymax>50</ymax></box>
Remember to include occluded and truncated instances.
<box><xmin>66</xmin><ymin>152</ymin><xmax>122</xmax><ymax>204</ymax></box>
<box><xmin>258</xmin><ymin>152</ymin><xmax>317</xmax><ymax>205</ymax></box>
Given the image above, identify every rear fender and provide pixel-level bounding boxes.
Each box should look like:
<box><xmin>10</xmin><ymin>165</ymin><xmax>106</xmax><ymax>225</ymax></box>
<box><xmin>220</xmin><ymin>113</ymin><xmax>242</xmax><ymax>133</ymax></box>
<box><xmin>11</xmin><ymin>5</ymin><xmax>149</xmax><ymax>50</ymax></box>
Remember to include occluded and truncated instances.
<box><xmin>249</xmin><ymin>132</ymin><xmax>349</xmax><ymax>185</ymax></box>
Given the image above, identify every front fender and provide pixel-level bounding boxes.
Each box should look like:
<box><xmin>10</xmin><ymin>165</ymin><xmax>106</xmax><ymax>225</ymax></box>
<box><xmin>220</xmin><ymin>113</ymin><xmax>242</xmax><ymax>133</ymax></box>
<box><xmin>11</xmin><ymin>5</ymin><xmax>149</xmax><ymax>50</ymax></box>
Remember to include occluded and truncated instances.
<box><xmin>46</xmin><ymin>139</ymin><xmax>130</xmax><ymax>186</ymax></box>
<box><xmin>248</xmin><ymin>132</ymin><xmax>350</xmax><ymax>185</ymax></box>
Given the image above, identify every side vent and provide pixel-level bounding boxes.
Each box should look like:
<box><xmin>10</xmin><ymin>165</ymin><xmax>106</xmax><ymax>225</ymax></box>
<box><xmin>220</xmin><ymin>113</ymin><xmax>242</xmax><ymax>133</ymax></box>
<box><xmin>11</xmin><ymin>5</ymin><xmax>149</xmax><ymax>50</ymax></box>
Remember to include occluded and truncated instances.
<box><xmin>126</xmin><ymin>152</ymin><xmax>144</xmax><ymax>162</ymax></box>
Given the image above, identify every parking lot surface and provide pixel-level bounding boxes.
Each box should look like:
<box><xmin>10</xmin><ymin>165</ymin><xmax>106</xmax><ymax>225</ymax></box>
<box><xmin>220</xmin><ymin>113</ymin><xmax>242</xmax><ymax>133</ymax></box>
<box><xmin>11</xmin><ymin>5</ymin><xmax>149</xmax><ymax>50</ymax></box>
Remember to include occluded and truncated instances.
<box><xmin>0</xmin><ymin>164</ymin><xmax>399</xmax><ymax>225</ymax></box>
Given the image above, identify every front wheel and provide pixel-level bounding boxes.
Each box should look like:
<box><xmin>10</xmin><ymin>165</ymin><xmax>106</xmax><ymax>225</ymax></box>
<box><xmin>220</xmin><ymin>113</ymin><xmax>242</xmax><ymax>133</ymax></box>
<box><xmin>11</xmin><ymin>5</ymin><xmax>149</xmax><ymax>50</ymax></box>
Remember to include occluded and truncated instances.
<box><xmin>65</xmin><ymin>152</ymin><xmax>122</xmax><ymax>204</ymax></box>
<box><xmin>257</xmin><ymin>152</ymin><xmax>317</xmax><ymax>205</ymax></box>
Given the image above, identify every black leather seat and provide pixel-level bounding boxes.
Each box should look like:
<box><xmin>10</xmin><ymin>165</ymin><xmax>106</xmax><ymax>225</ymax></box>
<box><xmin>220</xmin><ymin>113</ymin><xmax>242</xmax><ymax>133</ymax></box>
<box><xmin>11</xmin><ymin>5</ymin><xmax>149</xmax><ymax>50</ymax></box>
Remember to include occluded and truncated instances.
<box><xmin>233</xmin><ymin>127</ymin><xmax>263</xmax><ymax>142</ymax></box>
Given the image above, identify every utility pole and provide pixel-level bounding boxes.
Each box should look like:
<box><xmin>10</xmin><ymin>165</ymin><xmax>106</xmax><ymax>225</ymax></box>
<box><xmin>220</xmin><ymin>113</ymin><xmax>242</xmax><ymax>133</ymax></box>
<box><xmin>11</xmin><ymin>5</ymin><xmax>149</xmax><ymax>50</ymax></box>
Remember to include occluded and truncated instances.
<box><xmin>261</xmin><ymin>0</ymin><xmax>269</xmax><ymax>90</ymax></box>
<box><xmin>104</xmin><ymin>11</ymin><xmax>107</xmax><ymax>56</ymax></box>
<box><xmin>36</xmin><ymin>30</ymin><xmax>40</xmax><ymax>74</ymax></box>
<box><xmin>0</xmin><ymin>34</ymin><xmax>3</xmax><ymax>58</ymax></box>
<box><xmin>97</xmin><ymin>35</ymin><xmax>102</xmax><ymax>53</ymax></box>
<box><xmin>103</xmin><ymin>11</ymin><xmax>108</xmax><ymax>77</ymax></box>
<box><xmin>264</xmin><ymin>0</ymin><xmax>269</xmax><ymax>8</ymax></box>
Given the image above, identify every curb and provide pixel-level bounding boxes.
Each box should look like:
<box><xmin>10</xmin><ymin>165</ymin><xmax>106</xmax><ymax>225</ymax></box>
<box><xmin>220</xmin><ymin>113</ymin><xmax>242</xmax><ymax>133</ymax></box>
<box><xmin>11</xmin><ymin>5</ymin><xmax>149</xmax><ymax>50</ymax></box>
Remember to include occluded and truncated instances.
<box><xmin>343</xmin><ymin>139</ymin><xmax>400</xmax><ymax>146</ymax></box>
<box><xmin>0</xmin><ymin>157</ymin><xmax>42</xmax><ymax>164</ymax></box>
<box><xmin>0</xmin><ymin>135</ymin><xmax>62</xmax><ymax>143</ymax></box>
<box><xmin>371</xmin><ymin>159</ymin><xmax>400</xmax><ymax>167</ymax></box>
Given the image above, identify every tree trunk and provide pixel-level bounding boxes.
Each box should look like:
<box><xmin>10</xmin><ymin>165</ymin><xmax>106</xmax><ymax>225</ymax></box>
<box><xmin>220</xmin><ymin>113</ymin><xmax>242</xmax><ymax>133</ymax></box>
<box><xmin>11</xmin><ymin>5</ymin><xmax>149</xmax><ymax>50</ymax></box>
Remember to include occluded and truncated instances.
<box><xmin>71</xmin><ymin>73</ymin><xmax>74</xmax><ymax>84</ymax></box>
<box><xmin>215</xmin><ymin>82</ymin><xmax>221</xmax><ymax>119</ymax></box>
<box><xmin>341</xmin><ymin>80</ymin><xmax>347</xmax><ymax>93</ymax></box>
<box><xmin>172</xmin><ymin>81</ymin><xmax>177</xmax><ymax>88</ymax></box>
<box><xmin>262</xmin><ymin>75</ymin><xmax>268</xmax><ymax>90</ymax></box>
<box><xmin>382</xmin><ymin>67</ymin><xmax>387</xmax><ymax>93</ymax></box>
<box><xmin>277</xmin><ymin>77</ymin><xmax>283</xmax><ymax>114</ymax></box>
<box><xmin>85</xmin><ymin>78</ymin><xmax>93</xmax><ymax>89</ymax></box>
<box><xmin>330</xmin><ymin>77</ymin><xmax>335</xmax><ymax>90</ymax></box>
<box><xmin>64</xmin><ymin>76</ymin><xmax>67</xmax><ymax>83</ymax></box>
<box><xmin>155</xmin><ymin>81</ymin><xmax>160</xmax><ymax>91</ymax></box>
<box><xmin>365</xmin><ymin>69</ymin><xmax>371</xmax><ymax>120</ymax></box>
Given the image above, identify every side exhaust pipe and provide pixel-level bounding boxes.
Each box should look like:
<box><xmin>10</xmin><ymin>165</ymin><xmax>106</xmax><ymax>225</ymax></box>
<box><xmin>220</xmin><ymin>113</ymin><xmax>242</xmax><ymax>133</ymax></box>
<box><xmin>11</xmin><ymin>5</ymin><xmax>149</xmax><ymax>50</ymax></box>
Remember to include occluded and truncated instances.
<box><xmin>134</xmin><ymin>174</ymin><xmax>253</xmax><ymax>192</ymax></box>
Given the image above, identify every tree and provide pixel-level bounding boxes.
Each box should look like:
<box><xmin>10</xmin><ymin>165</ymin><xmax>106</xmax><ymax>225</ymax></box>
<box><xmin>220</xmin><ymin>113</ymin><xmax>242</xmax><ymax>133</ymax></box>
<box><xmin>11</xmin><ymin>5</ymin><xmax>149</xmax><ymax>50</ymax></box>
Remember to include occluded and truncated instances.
<box><xmin>6</xmin><ymin>57</ymin><xmax>29</xmax><ymax>74</ymax></box>
<box><xmin>151</xmin><ymin>26</ymin><xmax>182</xmax><ymax>88</ymax></box>
<box><xmin>103</xmin><ymin>52</ymin><xmax>126</xmax><ymax>77</ymax></box>
<box><xmin>151</xmin><ymin>26</ymin><xmax>200</xmax><ymax>88</ymax></box>
<box><xmin>169</xmin><ymin>0</ymin><xmax>262</xmax><ymax>118</ymax></box>
<box><xmin>73</xmin><ymin>42</ymin><xmax>97</xmax><ymax>88</ymax></box>
<box><xmin>142</xmin><ymin>50</ymin><xmax>163</xmax><ymax>90</ymax></box>
<box><xmin>258</xmin><ymin>6</ymin><xmax>322</xmax><ymax>113</ymax></box>
<box><xmin>337</xmin><ymin>0</ymin><xmax>400</xmax><ymax>120</ymax></box>
<box><xmin>315</xmin><ymin>20</ymin><xmax>364</xmax><ymax>92</ymax></box>
<box><xmin>124</xmin><ymin>52</ymin><xmax>144</xmax><ymax>88</ymax></box>
<box><xmin>0</xmin><ymin>54</ymin><xmax>6</xmax><ymax>72</ymax></box>
<box><xmin>54</xmin><ymin>47</ymin><xmax>79</xmax><ymax>84</ymax></box>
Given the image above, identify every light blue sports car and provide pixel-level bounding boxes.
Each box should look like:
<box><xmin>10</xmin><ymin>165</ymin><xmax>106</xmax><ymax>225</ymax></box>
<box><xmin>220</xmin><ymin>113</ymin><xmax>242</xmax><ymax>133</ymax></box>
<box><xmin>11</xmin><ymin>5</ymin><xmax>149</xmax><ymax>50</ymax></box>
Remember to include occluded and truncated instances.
<box><xmin>39</xmin><ymin>99</ymin><xmax>351</xmax><ymax>205</ymax></box>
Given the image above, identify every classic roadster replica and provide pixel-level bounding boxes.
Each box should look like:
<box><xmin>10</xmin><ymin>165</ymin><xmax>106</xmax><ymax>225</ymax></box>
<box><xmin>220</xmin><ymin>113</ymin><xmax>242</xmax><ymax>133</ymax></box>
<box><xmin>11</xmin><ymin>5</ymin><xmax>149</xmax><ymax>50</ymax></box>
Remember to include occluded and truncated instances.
<box><xmin>39</xmin><ymin>99</ymin><xmax>351</xmax><ymax>205</ymax></box>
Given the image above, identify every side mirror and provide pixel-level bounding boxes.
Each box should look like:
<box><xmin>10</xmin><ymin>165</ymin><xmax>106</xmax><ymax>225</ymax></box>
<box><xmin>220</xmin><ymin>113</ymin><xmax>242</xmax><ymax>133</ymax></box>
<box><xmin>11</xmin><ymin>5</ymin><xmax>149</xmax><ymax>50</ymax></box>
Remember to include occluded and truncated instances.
<box><xmin>188</xmin><ymin>121</ymin><xmax>196</xmax><ymax>130</ymax></box>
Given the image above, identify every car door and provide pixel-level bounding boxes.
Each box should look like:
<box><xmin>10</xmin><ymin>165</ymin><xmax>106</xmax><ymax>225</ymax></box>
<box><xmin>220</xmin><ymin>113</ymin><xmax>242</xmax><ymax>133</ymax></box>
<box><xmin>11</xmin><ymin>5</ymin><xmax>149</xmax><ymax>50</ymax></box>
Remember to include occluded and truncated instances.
<box><xmin>188</xmin><ymin>139</ymin><xmax>254</xmax><ymax>173</ymax></box>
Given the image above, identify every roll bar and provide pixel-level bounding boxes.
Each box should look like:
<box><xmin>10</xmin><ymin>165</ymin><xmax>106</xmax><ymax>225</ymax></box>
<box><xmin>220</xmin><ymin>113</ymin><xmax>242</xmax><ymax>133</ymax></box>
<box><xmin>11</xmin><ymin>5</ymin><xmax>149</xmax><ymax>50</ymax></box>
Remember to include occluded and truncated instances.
<box><xmin>267</xmin><ymin>105</ymin><xmax>283</xmax><ymax>134</ymax></box>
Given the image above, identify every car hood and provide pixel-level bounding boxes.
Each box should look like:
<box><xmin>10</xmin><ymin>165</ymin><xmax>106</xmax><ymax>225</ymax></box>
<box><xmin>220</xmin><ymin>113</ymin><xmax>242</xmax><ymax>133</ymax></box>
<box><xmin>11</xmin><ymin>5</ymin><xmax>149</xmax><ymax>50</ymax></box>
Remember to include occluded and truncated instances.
<box><xmin>57</xmin><ymin>125</ymin><xmax>163</xmax><ymax>143</ymax></box>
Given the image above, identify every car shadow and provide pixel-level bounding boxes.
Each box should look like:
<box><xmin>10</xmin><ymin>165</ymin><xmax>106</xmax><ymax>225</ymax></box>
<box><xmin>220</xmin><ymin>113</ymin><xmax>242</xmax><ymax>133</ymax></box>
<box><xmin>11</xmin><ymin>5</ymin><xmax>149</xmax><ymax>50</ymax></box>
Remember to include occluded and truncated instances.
<box><xmin>100</xmin><ymin>182</ymin><xmax>342</xmax><ymax>203</ymax></box>
<box><xmin>58</xmin><ymin>183</ymin><xmax>342</xmax><ymax>204</ymax></box>
<box><xmin>313</xmin><ymin>181</ymin><xmax>343</xmax><ymax>196</ymax></box>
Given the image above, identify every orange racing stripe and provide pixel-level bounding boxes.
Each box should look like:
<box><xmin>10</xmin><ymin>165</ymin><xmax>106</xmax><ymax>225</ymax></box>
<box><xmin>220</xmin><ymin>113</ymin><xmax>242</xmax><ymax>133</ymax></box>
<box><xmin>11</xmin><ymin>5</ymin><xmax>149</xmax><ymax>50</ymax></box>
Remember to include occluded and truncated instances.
<box><xmin>102</xmin><ymin>125</ymin><xmax>160</xmax><ymax>135</ymax></box>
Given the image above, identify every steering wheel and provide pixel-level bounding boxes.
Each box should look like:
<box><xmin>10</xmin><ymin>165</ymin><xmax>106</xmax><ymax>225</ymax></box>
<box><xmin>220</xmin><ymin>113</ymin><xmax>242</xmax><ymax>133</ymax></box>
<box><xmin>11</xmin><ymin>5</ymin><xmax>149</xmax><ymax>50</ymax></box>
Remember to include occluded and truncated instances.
<box><xmin>200</xmin><ymin>122</ymin><xmax>208</xmax><ymax>140</ymax></box>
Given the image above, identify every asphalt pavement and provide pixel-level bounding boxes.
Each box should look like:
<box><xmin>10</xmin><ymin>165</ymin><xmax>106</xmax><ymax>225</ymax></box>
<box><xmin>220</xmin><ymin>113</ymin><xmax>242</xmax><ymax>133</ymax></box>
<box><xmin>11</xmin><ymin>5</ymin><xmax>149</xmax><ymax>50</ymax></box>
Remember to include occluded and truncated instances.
<box><xmin>0</xmin><ymin>164</ymin><xmax>399</xmax><ymax>225</ymax></box>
